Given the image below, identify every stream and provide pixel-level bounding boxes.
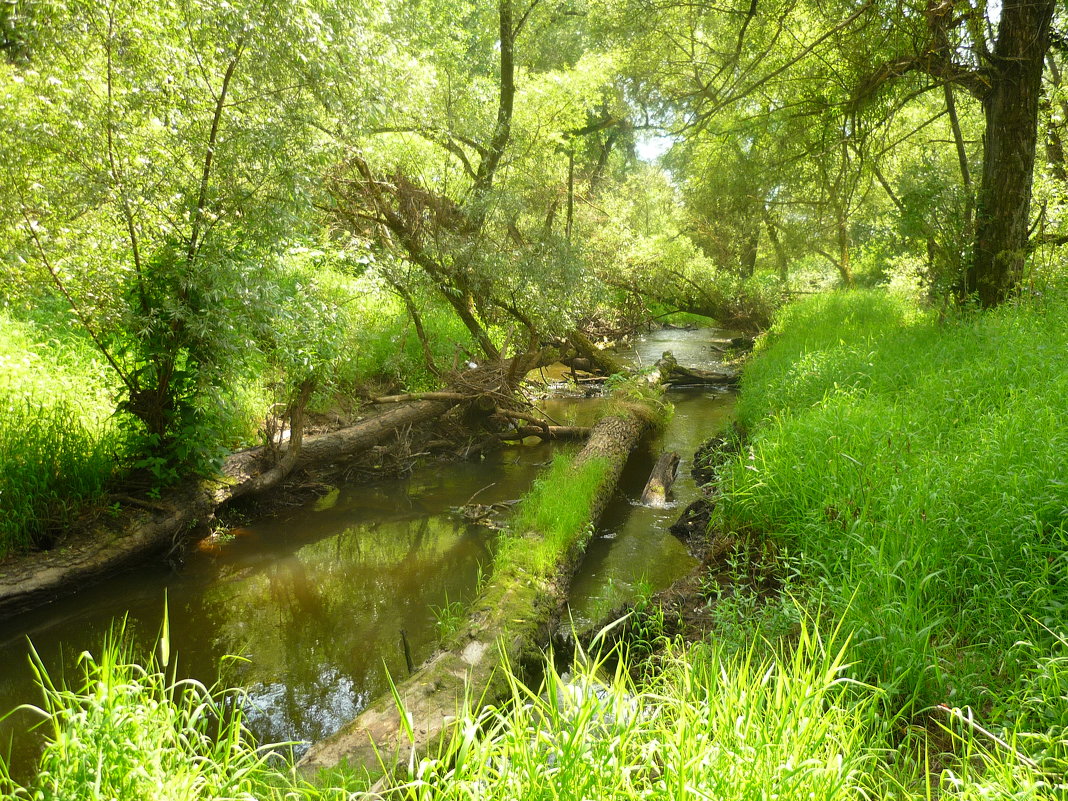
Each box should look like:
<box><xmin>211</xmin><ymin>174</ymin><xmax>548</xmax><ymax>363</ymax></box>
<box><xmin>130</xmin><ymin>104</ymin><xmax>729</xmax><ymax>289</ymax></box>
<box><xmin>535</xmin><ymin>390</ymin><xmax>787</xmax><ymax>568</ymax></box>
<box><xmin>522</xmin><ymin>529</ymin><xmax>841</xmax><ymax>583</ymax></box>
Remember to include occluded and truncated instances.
<box><xmin>0</xmin><ymin>328</ymin><xmax>736</xmax><ymax>780</ymax></box>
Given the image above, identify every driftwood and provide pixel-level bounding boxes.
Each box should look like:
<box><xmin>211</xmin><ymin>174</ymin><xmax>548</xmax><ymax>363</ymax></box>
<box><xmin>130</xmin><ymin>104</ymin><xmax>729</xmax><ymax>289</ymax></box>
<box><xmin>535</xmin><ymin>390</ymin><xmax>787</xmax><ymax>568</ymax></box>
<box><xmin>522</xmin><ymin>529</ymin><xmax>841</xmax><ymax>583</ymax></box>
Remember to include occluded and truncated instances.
<box><xmin>668</xmin><ymin>498</ymin><xmax>715</xmax><ymax>552</ymax></box>
<box><xmin>298</xmin><ymin>390</ymin><xmax>659</xmax><ymax>775</ymax></box>
<box><xmin>640</xmin><ymin>451</ymin><xmax>680</xmax><ymax>507</ymax></box>
<box><xmin>371</xmin><ymin>391</ymin><xmax>471</xmax><ymax>404</ymax></box>
<box><xmin>0</xmin><ymin>352</ymin><xmax>556</xmax><ymax>619</ymax></box>
<box><xmin>656</xmin><ymin>351</ymin><xmax>739</xmax><ymax>386</ymax></box>
<box><xmin>568</xmin><ymin>330</ymin><xmax>626</xmax><ymax>376</ymax></box>
<box><xmin>499</xmin><ymin>425</ymin><xmax>591</xmax><ymax>441</ymax></box>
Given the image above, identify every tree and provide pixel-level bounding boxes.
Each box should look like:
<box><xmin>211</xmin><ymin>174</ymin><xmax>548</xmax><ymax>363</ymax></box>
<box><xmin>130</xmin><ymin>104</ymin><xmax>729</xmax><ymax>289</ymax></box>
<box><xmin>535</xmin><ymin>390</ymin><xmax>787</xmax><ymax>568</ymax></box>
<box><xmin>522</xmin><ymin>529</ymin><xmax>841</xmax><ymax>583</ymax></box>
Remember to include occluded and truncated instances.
<box><xmin>0</xmin><ymin>0</ymin><xmax>336</xmax><ymax>468</ymax></box>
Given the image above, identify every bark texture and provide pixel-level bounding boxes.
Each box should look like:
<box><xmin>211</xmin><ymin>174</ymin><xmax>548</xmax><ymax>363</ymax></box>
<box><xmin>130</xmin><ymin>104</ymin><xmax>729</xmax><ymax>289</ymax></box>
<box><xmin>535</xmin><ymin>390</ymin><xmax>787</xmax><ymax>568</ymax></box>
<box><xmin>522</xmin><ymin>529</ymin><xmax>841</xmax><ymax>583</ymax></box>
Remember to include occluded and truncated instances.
<box><xmin>640</xmin><ymin>451</ymin><xmax>681</xmax><ymax>507</ymax></box>
<box><xmin>967</xmin><ymin>0</ymin><xmax>1057</xmax><ymax>306</ymax></box>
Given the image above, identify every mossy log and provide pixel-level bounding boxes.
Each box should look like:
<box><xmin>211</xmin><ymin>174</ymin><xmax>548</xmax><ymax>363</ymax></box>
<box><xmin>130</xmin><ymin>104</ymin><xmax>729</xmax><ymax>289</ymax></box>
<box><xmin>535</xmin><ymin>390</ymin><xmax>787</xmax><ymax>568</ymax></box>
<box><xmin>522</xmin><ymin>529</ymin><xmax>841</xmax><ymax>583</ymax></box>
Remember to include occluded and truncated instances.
<box><xmin>568</xmin><ymin>330</ymin><xmax>627</xmax><ymax>376</ymax></box>
<box><xmin>297</xmin><ymin>397</ymin><xmax>657</xmax><ymax>775</ymax></box>
<box><xmin>498</xmin><ymin>425</ymin><xmax>591</xmax><ymax>441</ymax></box>
<box><xmin>0</xmin><ymin>352</ymin><xmax>555</xmax><ymax>619</ymax></box>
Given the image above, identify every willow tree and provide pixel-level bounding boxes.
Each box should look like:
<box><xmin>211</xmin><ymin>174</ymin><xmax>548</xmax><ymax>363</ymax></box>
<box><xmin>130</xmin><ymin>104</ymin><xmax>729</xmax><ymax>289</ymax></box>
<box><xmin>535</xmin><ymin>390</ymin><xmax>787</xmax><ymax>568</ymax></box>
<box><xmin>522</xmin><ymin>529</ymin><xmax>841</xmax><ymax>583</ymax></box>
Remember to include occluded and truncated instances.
<box><xmin>0</xmin><ymin>0</ymin><xmax>345</xmax><ymax>468</ymax></box>
<box><xmin>323</xmin><ymin>0</ymin><xmax>628</xmax><ymax>361</ymax></box>
<box><xmin>853</xmin><ymin>0</ymin><xmax>1059</xmax><ymax>306</ymax></box>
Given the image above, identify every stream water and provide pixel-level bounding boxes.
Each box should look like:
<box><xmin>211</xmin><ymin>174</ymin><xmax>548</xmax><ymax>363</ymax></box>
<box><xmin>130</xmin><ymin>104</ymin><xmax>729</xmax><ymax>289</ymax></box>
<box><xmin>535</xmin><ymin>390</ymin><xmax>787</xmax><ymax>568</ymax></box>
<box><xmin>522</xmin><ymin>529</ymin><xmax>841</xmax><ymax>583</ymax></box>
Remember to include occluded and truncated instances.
<box><xmin>0</xmin><ymin>328</ymin><xmax>736</xmax><ymax>780</ymax></box>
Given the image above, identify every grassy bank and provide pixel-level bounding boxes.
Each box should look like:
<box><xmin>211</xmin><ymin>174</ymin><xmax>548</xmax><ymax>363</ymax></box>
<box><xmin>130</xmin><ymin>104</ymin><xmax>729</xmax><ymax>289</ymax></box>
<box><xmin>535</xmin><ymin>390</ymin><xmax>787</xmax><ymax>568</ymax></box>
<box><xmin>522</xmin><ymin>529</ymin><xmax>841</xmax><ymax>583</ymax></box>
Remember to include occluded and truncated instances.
<box><xmin>5</xmin><ymin>290</ymin><xmax>1067</xmax><ymax>798</ymax></box>
<box><xmin>717</xmin><ymin>290</ymin><xmax>1068</xmax><ymax>722</ymax></box>
<box><xmin>0</xmin><ymin>270</ymin><xmax>480</xmax><ymax>558</ymax></box>
<box><xmin>0</xmin><ymin>312</ymin><xmax>121</xmax><ymax>557</ymax></box>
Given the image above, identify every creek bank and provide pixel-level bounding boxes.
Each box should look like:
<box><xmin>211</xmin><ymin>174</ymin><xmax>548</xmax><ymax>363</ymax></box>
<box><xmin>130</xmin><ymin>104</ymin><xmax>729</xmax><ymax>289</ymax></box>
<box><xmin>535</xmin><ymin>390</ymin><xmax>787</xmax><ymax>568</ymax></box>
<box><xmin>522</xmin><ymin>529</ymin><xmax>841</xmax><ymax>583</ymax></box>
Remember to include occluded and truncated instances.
<box><xmin>298</xmin><ymin>385</ymin><xmax>665</xmax><ymax>775</ymax></box>
<box><xmin>0</xmin><ymin>351</ymin><xmax>563</xmax><ymax>620</ymax></box>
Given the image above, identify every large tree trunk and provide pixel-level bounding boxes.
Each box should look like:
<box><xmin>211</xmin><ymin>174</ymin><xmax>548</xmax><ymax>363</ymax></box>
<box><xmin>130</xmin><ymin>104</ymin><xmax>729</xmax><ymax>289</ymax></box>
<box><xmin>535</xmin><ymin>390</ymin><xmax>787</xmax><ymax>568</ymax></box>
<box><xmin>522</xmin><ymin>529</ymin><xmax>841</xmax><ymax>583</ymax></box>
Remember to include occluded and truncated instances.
<box><xmin>739</xmin><ymin>222</ymin><xmax>760</xmax><ymax>277</ymax></box>
<box><xmin>967</xmin><ymin>0</ymin><xmax>1056</xmax><ymax>307</ymax></box>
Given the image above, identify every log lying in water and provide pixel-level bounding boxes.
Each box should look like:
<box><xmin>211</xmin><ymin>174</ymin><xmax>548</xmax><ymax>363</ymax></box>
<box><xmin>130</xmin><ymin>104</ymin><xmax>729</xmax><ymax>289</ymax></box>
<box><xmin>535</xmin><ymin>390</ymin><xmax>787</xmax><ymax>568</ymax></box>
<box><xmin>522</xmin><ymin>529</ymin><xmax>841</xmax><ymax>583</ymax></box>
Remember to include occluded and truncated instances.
<box><xmin>499</xmin><ymin>425</ymin><xmax>591</xmax><ymax>441</ymax></box>
<box><xmin>640</xmin><ymin>450</ymin><xmax>680</xmax><ymax>507</ymax></box>
<box><xmin>568</xmin><ymin>330</ymin><xmax>627</xmax><ymax>377</ymax></box>
<box><xmin>0</xmin><ymin>351</ymin><xmax>556</xmax><ymax>619</ymax></box>
<box><xmin>297</xmin><ymin>392</ymin><xmax>660</xmax><ymax>776</ymax></box>
<box><xmin>656</xmin><ymin>351</ymin><xmax>739</xmax><ymax>386</ymax></box>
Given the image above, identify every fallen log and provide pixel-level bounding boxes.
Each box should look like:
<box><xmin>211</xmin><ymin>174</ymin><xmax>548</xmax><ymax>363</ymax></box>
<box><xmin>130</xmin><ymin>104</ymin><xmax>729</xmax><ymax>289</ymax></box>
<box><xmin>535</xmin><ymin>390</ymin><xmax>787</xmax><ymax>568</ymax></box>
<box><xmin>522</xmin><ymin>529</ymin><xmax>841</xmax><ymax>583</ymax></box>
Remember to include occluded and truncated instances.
<box><xmin>640</xmin><ymin>451</ymin><xmax>680</xmax><ymax>507</ymax></box>
<box><xmin>298</xmin><ymin>383</ymin><xmax>663</xmax><ymax>775</ymax></box>
<box><xmin>0</xmin><ymin>352</ymin><xmax>556</xmax><ymax>619</ymax></box>
<box><xmin>371</xmin><ymin>391</ymin><xmax>471</xmax><ymax>404</ymax></box>
<box><xmin>499</xmin><ymin>425</ymin><xmax>591</xmax><ymax>441</ymax></box>
<box><xmin>568</xmin><ymin>330</ymin><xmax>627</xmax><ymax>376</ymax></box>
<box><xmin>656</xmin><ymin>351</ymin><xmax>739</xmax><ymax>386</ymax></box>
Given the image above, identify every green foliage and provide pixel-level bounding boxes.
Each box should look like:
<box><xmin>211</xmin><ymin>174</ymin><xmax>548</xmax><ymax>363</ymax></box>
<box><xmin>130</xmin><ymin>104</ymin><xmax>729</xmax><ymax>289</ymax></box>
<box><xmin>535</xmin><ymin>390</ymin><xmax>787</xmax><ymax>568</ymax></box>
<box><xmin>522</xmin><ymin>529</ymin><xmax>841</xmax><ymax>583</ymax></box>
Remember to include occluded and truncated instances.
<box><xmin>430</xmin><ymin>591</ymin><xmax>467</xmax><ymax>645</ymax></box>
<box><xmin>5</xmin><ymin>615</ymin><xmax>1065</xmax><ymax>799</ymax></box>
<box><xmin>0</xmin><ymin>313</ymin><xmax>119</xmax><ymax>555</ymax></box>
<box><xmin>397</xmin><ymin>621</ymin><xmax>885</xmax><ymax>801</ymax></box>
<box><xmin>599</xmin><ymin>374</ymin><xmax>672</xmax><ymax>427</ymax></box>
<box><xmin>718</xmin><ymin>289</ymin><xmax>1068</xmax><ymax>713</ymax></box>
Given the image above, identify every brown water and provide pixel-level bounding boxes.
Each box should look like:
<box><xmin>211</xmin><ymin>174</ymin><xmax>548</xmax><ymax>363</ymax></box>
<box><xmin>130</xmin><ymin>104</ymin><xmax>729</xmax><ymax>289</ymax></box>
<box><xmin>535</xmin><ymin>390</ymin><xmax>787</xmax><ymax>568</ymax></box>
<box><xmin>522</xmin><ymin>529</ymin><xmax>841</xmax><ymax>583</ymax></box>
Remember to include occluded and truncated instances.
<box><xmin>0</xmin><ymin>328</ymin><xmax>736</xmax><ymax>779</ymax></box>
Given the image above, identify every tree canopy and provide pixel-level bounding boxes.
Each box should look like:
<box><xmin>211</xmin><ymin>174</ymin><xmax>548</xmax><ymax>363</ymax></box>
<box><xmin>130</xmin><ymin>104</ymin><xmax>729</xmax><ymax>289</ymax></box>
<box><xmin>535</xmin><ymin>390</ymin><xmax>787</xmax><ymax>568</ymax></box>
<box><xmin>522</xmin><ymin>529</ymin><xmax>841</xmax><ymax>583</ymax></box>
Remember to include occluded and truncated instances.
<box><xmin>1</xmin><ymin>0</ymin><xmax>1065</xmax><ymax>470</ymax></box>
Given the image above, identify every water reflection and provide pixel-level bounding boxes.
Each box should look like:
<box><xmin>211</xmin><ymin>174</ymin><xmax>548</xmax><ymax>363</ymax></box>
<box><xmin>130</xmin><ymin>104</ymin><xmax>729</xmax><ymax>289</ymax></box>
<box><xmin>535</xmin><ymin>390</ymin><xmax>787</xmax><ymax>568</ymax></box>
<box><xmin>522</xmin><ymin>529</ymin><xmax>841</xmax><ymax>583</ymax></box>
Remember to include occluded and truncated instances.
<box><xmin>0</xmin><ymin>447</ymin><xmax>549</xmax><ymax>778</ymax></box>
<box><xmin>0</xmin><ymin>326</ymin><xmax>739</xmax><ymax>780</ymax></box>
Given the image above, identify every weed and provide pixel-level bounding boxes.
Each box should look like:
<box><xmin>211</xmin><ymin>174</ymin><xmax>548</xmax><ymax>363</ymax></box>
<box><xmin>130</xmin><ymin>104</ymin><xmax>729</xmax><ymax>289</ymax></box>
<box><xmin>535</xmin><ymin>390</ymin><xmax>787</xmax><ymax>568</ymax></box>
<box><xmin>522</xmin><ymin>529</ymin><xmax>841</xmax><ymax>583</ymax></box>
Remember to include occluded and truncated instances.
<box><xmin>495</xmin><ymin>452</ymin><xmax>609</xmax><ymax>577</ymax></box>
<box><xmin>430</xmin><ymin>591</ymin><xmax>467</xmax><ymax>644</ymax></box>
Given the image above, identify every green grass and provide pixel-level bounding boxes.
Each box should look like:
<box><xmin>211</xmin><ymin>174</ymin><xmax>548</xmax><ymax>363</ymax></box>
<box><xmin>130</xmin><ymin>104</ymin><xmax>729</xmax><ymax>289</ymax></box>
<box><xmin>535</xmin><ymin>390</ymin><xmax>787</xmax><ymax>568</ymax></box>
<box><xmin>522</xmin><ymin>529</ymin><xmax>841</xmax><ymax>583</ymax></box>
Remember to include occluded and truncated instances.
<box><xmin>717</xmin><ymin>289</ymin><xmax>1068</xmax><ymax>720</ymax></box>
<box><xmin>4</xmin><ymin>614</ymin><xmax>1063</xmax><ymax>799</ymax></box>
<box><xmin>0</xmin><ymin>312</ymin><xmax>120</xmax><ymax>556</ymax></box>
<box><xmin>0</xmin><ymin>621</ymin><xmax>363</xmax><ymax>801</ymax></box>
<box><xmin>495</xmin><ymin>451</ymin><xmax>610</xmax><ymax>577</ymax></box>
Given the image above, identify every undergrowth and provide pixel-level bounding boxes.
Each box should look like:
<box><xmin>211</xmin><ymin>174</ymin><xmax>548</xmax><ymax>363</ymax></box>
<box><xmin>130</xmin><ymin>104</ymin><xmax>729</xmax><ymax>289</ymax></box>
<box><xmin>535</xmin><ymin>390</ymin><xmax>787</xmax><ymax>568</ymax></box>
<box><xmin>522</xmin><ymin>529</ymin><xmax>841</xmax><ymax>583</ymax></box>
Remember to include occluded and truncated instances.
<box><xmin>0</xmin><ymin>313</ymin><xmax>120</xmax><ymax>556</ymax></box>
<box><xmin>717</xmin><ymin>288</ymin><xmax>1068</xmax><ymax>725</ymax></box>
<box><xmin>6</xmin><ymin>615</ymin><xmax>1062</xmax><ymax>800</ymax></box>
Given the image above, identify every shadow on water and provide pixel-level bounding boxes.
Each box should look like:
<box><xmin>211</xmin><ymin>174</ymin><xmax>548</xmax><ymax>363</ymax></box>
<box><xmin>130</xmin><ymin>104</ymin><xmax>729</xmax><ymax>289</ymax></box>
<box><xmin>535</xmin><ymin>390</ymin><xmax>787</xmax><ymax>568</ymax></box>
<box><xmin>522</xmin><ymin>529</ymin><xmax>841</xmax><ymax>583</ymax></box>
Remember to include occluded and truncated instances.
<box><xmin>0</xmin><ymin>326</ymin><xmax>738</xmax><ymax>781</ymax></box>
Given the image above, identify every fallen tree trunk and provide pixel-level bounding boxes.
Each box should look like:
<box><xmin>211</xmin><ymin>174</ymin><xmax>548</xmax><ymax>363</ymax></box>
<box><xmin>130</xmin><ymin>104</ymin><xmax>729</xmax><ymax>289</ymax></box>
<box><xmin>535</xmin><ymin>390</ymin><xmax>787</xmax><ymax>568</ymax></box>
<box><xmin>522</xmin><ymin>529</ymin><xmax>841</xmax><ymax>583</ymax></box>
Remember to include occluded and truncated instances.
<box><xmin>640</xmin><ymin>451</ymin><xmax>680</xmax><ymax>507</ymax></box>
<box><xmin>298</xmin><ymin>387</ymin><xmax>662</xmax><ymax>776</ymax></box>
<box><xmin>0</xmin><ymin>352</ymin><xmax>556</xmax><ymax>619</ymax></box>
<box><xmin>568</xmin><ymin>330</ymin><xmax>627</xmax><ymax>376</ymax></box>
<box><xmin>499</xmin><ymin>425</ymin><xmax>591</xmax><ymax>441</ymax></box>
<box><xmin>656</xmin><ymin>351</ymin><xmax>739</xmax><ymax>386</ymax></box>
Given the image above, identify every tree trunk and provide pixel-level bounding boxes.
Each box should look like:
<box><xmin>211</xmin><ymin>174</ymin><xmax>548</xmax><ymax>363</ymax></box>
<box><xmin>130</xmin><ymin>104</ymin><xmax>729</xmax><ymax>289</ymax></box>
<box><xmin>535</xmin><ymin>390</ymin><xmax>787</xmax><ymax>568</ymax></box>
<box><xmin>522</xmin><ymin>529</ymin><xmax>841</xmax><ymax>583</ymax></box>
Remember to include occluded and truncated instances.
<box><xmin>967</xmin><ymin>0</ymin><xmax>1056</xmax><ymax>306</ymax></box>
<box><xmin>0</xmin><ymin>354</ymin><xmax>556</xmax><ymax>618</ymax></box>
<box><xmin>1043</xmin><ymin>55</ymin><xmax>1068</xmax><ymax>183</ymax></box>
<box><xmin>568</xmin><ymin>330</ymin><xmax>627</xmax><ymax>376</ymax></box>
<box><xmin>762</xmin><ymin>207</ymin><xmax>789</xmax><ymax>281</ymax></box>
<box><xmin>640</xmin><ymin>451</ymin><xmax>680</xmax><ymax>507</ymax></box>
<box><xmin>836</xmin><ymin>209</ymin><xmax>853</xmax><ymax>286</ymax></box>
<box><xmin>739</xmin><ymin>222</ymin><xmax>760</xmax><ymax>277</ymax></box>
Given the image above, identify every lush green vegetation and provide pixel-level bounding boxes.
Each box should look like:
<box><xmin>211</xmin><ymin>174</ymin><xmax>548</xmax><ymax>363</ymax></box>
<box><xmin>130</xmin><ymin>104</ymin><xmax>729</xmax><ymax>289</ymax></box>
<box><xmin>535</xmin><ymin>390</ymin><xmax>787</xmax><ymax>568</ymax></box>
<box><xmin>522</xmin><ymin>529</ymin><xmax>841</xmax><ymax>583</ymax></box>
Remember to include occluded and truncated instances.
<box><xmin>718</xmin><ymin>290</ymin><xmax>1068</xmax><ymax>722</ymax></box>
<box><xmin>4</xmin><ymin>611</ymin><xmax>1062</xmax><ymax>800</ymax></box>
<box><xmin>0</xmin><ymin>313</ymin><xmax>119</xmax><ymax>556</ymax></box>
<box><xmin>2</xmin><ymin>0</ymin><xmax>1068</xmax><ymax>793</ymax></box>
<box><xmin>1</xmin><ymin>0</ymin><xmax>1065</xmax><ymax>556</ymax></box>
<box><xmin>496</xmin><ymin>451</ymin><xmax>610</xmax><ymax>577</ymax></box>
